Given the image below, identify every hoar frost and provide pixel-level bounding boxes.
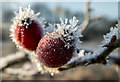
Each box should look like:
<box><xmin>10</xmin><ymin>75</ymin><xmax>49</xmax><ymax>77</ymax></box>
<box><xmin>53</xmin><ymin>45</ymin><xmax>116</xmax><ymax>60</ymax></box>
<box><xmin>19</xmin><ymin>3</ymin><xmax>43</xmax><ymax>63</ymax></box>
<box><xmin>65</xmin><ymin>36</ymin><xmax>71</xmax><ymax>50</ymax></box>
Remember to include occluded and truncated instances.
<box><xmin>68</xmin><ymin>25</ymin><xmax>119</xmax><ymax>64</ymax></box>
<box><xmin>10</xmin><ymin>5</ymin><xmax>45</xmax><ymax>50</ymax></box>
<box><xmin>102</xmin><ymin>25</ymin><xmax>118</xmax><ymax>46</ymax></box>
<box><xmin>12</xmin><ymin>5</ymin><xmax>40</xmax><ymax>28</ymax></box>
<box><xmin>56</xmin><ymin>16</ymin><xmax>83</xmax><ymax>52</ymax></box>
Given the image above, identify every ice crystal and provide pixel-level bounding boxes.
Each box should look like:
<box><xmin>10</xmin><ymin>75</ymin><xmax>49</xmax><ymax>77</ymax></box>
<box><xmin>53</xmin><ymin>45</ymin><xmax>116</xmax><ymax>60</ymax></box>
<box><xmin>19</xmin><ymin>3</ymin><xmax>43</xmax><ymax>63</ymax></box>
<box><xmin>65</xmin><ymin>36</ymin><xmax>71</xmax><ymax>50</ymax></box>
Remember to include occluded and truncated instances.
<box><xmin>56</xmin><ymin>16</ymin><xmax>83</xmax><ymax>52</ymax></box>
<box><xmin>12</xmin><ymin>5</ymin><xmax>40</xmax><ymax>28</ymax></box>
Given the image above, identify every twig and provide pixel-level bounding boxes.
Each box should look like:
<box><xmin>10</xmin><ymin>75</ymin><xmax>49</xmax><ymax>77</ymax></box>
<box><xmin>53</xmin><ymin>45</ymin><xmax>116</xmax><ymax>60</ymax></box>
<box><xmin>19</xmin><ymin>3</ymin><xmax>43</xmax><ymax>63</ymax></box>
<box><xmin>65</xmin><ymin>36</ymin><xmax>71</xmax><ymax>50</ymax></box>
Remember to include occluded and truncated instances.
<box><xmin>58</xmin><ymin>39</ymin><xmax>120</xmax><ymax>71</ymax></box>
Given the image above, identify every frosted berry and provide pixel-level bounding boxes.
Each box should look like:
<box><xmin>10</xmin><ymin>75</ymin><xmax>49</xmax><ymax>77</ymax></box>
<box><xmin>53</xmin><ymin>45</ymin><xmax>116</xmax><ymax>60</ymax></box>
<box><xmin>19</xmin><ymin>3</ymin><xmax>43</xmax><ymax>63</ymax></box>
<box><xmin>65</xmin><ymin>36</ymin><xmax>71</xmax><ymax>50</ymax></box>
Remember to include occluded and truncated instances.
<box><xmin>36</xmin><ymin>32</ymin><xmax>74</xmax><ymax>68</ymax></box>
<box><xmin>36</xmin><ymin>17</ymin><xmax>82</xmax><ymax>68</ymax></box>
<box><xmin>10</xmin><ymin>5</ymin><xmax>44</xmax><ymax>51</ymax></box>
<box><xmin>14</xmin><ymin>19</ymin><xmax>43</xmax><ymax>50</ymax></box>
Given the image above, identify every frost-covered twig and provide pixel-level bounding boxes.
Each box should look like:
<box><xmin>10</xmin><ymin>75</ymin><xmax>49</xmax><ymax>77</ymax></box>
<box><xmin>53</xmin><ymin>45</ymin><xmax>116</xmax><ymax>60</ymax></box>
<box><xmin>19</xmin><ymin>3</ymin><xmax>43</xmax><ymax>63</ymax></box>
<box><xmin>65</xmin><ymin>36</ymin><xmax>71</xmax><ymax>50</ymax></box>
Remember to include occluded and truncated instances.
<box><xmin>58</xmin><ymin>26</ymin><xmax>120</xmax><ymax>71</ymax></box>
<box><xmin>58</xmin><ymin>39</ymin><xmax>120</xmax><ymax>71</ymax></box>
<box><xmin>0</xmin><ymin>51</ymin><xmax>29</xmax><ymax>70</ymax></box>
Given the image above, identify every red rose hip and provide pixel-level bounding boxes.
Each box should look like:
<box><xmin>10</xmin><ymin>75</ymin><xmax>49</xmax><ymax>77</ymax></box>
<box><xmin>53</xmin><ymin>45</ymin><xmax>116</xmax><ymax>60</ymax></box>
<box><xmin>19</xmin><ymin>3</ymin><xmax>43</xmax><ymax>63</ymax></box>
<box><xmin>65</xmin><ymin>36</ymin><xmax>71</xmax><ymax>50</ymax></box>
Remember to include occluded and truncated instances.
<box><xmin>36</xmin><ymin>32</ymin><xmax>74</xmax><ymax>68</ymax></box>
<box><xmin>36</xmin><ymin>17</ymin><xmax>82</xmax><ymax>68</ymax></box>
<box><xmin>14</xmin><ymin>19</ymin><xmax>43</xmax><ymax>50</ymax></box>
<box><xmin>10</xmin><ymin>5</ymin><xmax>44</xmax><ymax>51</ymax></box>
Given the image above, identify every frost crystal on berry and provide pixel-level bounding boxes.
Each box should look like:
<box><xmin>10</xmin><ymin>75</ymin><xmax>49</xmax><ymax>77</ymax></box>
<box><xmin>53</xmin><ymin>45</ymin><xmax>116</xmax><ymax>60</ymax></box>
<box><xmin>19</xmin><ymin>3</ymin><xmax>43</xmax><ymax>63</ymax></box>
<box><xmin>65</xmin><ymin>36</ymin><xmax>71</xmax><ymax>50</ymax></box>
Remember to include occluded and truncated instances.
<box><xmin>12</xmin><ymin>5</ymin><xmax>40</xmax><ymax>28</ymax></box>
<box><xmin>56</xmin><ymin>16</ymin><xmax>83</xmax><ymax>51</ymax></box>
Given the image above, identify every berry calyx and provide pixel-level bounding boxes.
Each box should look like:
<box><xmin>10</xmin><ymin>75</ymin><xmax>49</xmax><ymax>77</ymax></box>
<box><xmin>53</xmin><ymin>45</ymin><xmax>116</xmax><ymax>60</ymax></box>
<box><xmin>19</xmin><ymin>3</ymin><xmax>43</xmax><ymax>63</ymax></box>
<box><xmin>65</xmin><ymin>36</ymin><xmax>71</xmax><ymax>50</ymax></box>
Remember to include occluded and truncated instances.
<box><xmin>10</xmin><ymin>5</ymin><xmax>44</xmax><ymax>51</ymax></box>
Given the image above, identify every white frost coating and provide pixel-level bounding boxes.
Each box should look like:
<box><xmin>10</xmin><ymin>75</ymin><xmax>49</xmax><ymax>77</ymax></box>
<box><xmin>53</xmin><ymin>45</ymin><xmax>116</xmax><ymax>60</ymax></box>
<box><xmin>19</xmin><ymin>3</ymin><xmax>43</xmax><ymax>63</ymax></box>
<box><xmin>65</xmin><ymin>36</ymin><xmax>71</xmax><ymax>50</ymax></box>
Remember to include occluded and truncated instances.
<box><xmin>56</xmin><ymin>16</ymin><xmax>83</xmax><ymax>51</ymax></box>
<box><xmin>102</xmin><ymin>25</ymin><xmax>118</xmax><ymax>46</ymax></box>
<box><xmin>12</xmin><ymin>5</ymin><xmax>40</xmax><ymax>28</ymax></box>
<box><xmin>80</xmin><ymin>47</ymin><xmax>107</xmax><ymax>62</ymax></box>
<box><xmin>78</xmin><ymin>26</ymin><xmax>118</xmax><ymax>62</ymax></box>
<box><xmin>29</xmin><ymin>51</ymin><xmax>59</xmax><ymax>75</ymax></box>
<box><xmin>67</xmin><ymin>50</ymin><xmax>85</xmax><ymax>64</ymax></box>
<box><xmin>69</xmin><ymin>25</ymin><xmax>118</xmax><ymax>63</ymax></box>
<box><xmin>67</xmin><ymin>47</ymin><xmax>106</xmax><ymax>64</ymax></box>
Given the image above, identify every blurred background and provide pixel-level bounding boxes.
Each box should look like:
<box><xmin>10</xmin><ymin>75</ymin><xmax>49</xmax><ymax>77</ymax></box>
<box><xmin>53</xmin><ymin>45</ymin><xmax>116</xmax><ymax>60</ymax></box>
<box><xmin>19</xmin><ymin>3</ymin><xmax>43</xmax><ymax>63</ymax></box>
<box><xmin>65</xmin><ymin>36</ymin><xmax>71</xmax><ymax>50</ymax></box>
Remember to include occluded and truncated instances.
<box><xmin>0</xmin><ymin>1</ymin><xmax>119</xmax><ymax>80</ymax></box>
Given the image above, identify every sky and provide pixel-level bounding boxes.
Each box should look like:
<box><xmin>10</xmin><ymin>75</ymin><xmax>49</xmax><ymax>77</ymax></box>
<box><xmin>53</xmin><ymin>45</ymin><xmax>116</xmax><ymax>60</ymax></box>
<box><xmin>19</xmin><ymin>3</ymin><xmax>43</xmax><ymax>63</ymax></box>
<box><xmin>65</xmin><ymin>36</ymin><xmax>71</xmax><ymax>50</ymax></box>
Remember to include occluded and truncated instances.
<box><xmin>44</xmin><ymin>2</ymin><xmax>118</xmax><ymax>19</ymax></box>
<box><xmin>1</xmin><ymin>1</ymin><xmax>118</xmax><ymax>20</ymax></box>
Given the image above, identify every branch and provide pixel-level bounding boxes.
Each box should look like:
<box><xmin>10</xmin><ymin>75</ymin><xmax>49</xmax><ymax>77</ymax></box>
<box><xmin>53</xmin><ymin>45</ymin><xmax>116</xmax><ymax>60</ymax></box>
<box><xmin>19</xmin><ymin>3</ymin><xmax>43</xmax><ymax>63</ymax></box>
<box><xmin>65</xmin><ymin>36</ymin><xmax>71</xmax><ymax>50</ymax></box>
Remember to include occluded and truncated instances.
<box><xmin>58</xmin><ymin>39</ymin><xmax>120</xmax><ymax>71</ymax></box>
<box><xmin>79</xmin><ymin>0</ymin><xmax>90</xmax><ymax>33</ymax></box>
<box><xmin>78</xmin><ymin>0</ymin><xmax>101</xmax><ymax>33</ymax></box>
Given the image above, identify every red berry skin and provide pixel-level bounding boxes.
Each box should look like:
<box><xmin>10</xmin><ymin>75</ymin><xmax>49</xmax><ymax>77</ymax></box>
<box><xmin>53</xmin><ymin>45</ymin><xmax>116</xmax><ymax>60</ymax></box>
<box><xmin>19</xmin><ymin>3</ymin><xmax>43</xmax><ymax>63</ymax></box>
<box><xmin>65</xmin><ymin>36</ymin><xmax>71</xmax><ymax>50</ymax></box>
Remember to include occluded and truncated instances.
<box><xmin>14</xmin><ymin>20</ymin><xmax>44</xmax><ymax>51</ymax></box>
<box><xmin>36</xmin><ymin>32</ymin><xmax>74</xmax><ymax>68</ymax></box>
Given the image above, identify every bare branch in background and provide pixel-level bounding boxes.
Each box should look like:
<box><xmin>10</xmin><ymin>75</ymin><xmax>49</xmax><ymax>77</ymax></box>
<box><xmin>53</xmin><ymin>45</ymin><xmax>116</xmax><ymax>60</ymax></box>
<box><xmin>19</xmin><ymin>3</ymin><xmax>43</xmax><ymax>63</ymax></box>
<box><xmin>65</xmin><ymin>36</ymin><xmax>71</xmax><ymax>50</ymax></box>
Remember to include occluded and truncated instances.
<box><xmin>79</xmin><ymin>0</ymin><xmax>101</xmax><ymax>33</ymax></box>
<box><xmin>79</xmin><ymin>0</ymin><xmax>90</xmax><ymax>33</ymax></box>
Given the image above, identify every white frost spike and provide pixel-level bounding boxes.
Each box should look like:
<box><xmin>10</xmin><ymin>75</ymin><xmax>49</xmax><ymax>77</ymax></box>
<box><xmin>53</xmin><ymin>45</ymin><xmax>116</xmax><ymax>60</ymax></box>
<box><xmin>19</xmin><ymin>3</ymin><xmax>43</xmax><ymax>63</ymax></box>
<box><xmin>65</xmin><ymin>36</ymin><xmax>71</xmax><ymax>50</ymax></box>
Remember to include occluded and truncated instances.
<box><xmin>12</xmin><ymin>5</ymin><xmax>40</xmax><ymax>28</ymax></box>
<box><xmin>69</xmin><ymin>16</ymin><xmax>79</xmax><ymax>27</ymax></box>
<box><xmin>60</xmin><ymin>17</ymin><xmax>65</xmax><ymax>25</ymax></box>
<box><xmin>56</xmin><ymin>16</ymin><xmax>83</xmax><ymax>53</ymax></box>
